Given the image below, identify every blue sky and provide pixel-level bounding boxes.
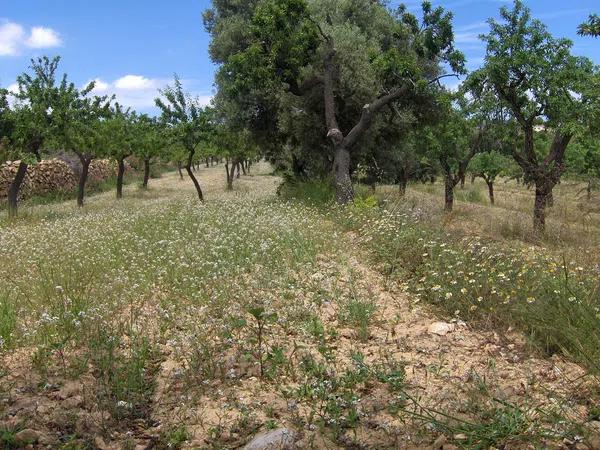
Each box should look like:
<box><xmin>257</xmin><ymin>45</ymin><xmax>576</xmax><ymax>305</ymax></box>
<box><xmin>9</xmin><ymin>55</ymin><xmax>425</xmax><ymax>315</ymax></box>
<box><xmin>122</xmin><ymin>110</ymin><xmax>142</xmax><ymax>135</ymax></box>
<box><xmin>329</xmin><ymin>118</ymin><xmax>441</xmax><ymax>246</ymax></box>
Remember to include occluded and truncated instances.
<box><xmin>1</xmin><ymin>0</ymin><xmax>598</xmax><ymax>114</ymax></box>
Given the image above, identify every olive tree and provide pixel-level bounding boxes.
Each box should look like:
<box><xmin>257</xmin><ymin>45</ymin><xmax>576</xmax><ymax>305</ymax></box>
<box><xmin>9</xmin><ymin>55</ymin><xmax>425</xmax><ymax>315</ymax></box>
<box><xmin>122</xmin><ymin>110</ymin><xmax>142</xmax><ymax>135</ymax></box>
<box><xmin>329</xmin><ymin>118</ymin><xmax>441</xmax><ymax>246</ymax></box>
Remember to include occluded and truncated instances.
<box><xmin>208</xmin><ymin>0</ymin><xmax>465</xmax><ymax>203</ymax></box>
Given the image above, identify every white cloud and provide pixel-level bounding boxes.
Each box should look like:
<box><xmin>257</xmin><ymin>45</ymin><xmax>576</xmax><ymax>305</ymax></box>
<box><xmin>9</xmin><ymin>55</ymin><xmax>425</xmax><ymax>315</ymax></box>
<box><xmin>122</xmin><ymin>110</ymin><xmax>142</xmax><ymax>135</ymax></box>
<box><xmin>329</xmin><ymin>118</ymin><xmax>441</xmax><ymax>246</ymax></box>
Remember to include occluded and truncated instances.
<box><xmin>85</xmin><ymin>75</ymin><xmax>213</xmax><ymax>113</ymax></box>
<box><xmin>25</xmin><ymin>26</ymin><xmax>62</xmax><ymax>49</ymax></box>
<box><xmin>0</xmin><ymin>22</ymin><xmax>25</xmax><ymax>56</ymax></box>
<box><xmin>115</xmin><ymin>75</ymin><xmax>155</xmax><ymax>90</ymax></box>
<box><xmin>0</xmin><ymin>20</ymin><xmax>61</xmax><ymax>56</ymax></box>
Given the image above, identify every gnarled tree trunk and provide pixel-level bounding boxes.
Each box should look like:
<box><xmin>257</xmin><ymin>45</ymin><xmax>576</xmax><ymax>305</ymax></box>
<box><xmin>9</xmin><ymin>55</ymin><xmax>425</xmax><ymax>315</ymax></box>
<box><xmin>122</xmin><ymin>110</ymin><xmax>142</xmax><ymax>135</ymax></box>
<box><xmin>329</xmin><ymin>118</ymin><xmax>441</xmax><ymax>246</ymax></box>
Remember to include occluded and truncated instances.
<box><xmin>7</xmin><ymin>144</ymin><xmax>42</xmax><ymax>218</ymax></box>
<box><xmin>486</xmin><ymin>179</ymin><xmax>495</xmax><ymax>205</ymax></box>
<box><xmin>177</xmin><ymin>161</ymin><xmax>183</xmax><ymax>180</ymax></box>
<box><xmin>533</xmin><ymin>185</ymin><xmax>549</xmax><ymax>234</ymax></box>
<box><xmin>397</xmin><ymin>167</ymin><xmax>408</xmax><ymax>197</ymax></box>
<box><xmin>225</xmin><ymin>158</ymin><xmax>236</xmax><ymax>190</ymax></box>
<box><xmin>322</xmin><ymin>42</ymin><xmax>409</xmax><ymax>204</ymax></box>
<box><xmin>333</xmin><ymin>146</ymin><xmax>353</xmax><ymax>204</ymax></box>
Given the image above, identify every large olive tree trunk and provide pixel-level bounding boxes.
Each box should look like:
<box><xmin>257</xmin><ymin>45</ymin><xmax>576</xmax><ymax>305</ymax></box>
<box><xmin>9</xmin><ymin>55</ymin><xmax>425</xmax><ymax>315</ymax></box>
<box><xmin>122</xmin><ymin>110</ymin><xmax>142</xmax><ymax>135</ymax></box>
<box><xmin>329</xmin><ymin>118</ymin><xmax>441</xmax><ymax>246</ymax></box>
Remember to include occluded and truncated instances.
<box><xmin>332</xmin><ymin>145</ymin><xmax>353</xmax><ymax>204</ymax></box>
<box><xmin>322</xmin><ymin>44</ymin><xmax>409</xmax><ymax>204</ymax></box>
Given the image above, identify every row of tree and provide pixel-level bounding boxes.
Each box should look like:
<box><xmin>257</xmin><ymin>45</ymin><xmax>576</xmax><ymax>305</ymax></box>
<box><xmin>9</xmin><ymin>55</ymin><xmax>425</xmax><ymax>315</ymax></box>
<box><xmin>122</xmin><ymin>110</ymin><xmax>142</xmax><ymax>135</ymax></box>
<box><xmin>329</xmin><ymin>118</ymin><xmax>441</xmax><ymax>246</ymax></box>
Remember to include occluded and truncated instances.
<box><xmin>0</xmin><ymin>60</ymin><xmax>258</xmax><ymax>216</ymax></box>
<box><xmin>0</xmin><ymin>57</ymin><xmax>171</xmax><ymax>215</ymax></box>
<box><xmin>1</xmin><ymin>1</ymin><xmax>598</xmax><ymax>234</ymax></box>
<box><xmin>203</xmin><ymin>0</ymin><xmax>599</xmax><ymax>234</ymax></box>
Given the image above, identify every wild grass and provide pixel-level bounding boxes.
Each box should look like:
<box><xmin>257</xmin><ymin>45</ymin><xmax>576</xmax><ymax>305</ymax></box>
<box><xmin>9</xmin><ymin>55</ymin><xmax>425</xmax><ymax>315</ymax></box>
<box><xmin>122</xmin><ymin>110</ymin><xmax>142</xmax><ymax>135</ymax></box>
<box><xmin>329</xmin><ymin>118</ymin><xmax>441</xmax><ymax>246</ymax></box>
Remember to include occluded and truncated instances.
<box><xmin>342</xmin><ymin>180</ymin><xmax>600</xmax><ymax>375</ymax></box>
<box><xmin>1</xmin><ymin>167</ymin><xmax>598</xmax><ymax>448</ymax></box>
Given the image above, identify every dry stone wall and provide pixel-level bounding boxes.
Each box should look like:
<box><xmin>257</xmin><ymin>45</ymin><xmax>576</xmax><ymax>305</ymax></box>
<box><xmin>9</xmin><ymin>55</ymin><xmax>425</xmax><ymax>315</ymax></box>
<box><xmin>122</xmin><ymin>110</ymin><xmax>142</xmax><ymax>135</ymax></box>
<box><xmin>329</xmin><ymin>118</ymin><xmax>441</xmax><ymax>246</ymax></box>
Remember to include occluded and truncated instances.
<box><xmin>0</xmin><ymin>159</ymin><xmax>118</xmax><ymax>200</ymax></box>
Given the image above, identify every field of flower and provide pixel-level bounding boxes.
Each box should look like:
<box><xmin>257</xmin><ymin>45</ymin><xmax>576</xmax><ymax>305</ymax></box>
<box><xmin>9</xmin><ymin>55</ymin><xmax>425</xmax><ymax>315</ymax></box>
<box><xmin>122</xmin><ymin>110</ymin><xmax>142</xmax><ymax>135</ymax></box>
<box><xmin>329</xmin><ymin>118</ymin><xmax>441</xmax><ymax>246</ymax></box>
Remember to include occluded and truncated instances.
<box><xmin>1</xmin><ymin>166</ymin><xmax>599</xmax><ymax>449</ymax></box>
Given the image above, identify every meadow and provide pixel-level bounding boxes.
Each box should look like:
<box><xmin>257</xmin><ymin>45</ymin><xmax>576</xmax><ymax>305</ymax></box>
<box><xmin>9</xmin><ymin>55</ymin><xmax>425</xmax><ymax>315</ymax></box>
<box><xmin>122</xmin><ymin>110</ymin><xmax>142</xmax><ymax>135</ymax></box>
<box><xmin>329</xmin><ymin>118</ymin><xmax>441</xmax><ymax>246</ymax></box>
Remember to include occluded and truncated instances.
<box><xmin>1</xmin><ymin>165</ymin><xmax>600</xmax><ymax>449</ymax></box>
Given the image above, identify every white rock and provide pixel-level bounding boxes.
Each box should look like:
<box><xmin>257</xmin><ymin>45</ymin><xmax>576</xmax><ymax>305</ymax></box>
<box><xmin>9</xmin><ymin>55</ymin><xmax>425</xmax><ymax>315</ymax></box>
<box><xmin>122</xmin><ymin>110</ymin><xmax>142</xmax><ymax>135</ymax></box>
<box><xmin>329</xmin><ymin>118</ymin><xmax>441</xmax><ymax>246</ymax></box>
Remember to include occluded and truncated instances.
<box><xmin>243</xmin><ymin>428</ymin><xmax>298</xmax><ymax>450</ymax></box>
<box><xmin>428</xmin><ymin>322</ymin><xmax>456</xmax><ymax>336</ymax></box>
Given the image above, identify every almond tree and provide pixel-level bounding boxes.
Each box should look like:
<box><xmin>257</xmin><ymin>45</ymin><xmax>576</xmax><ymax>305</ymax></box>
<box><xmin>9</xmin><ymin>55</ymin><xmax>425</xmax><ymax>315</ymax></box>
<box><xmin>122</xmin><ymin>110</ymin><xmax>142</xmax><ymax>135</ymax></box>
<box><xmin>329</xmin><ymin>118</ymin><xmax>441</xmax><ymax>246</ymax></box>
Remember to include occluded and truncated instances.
<box><xmin>53</xmin><ymin>81</ymin><xmax>112</xmax><ymax>207</ymax></box>
<box><xmin>104</xmin><ymin>104</ymin><xmax>135</xmax><ymax>199</ymax></box>
<box><xmin>155</xmin><ymin>76</ymin><xmax>210</xmax><ymax>201</ymax></box>
<box><xmin>471</xmin><ymin>1</ymin><xmax>597</xmax><ymax>233</ymax></box>
<box><xmin>6</xmin><ymin>57</ymin><xmax>60</xmax><ymax>217</ymax></box>
<box><xmin>134</xmin><ymin>115</ymin><xmax>167</xmax><ymax>189</ymax></box>
<box><xmin>424</xmin><ymin>107</ymin><xmax>482</xmax><ymax>212</ymax></box>
<box><xmin>469</xmin><ymin>151</ymin><xmax>511</xmax><ymax>205</ymax></box>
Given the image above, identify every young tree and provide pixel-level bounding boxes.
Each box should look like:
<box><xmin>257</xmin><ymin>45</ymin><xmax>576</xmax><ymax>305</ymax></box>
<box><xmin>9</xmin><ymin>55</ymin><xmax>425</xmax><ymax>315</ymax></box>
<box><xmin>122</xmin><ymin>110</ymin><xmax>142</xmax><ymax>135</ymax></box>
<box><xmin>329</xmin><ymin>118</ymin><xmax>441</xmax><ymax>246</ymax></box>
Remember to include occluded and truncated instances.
<box><xmin>471</xmin><ymin>1</ymin><xmax>596</xmax><ymax>233</ymax></box>
<box><xmin>426</xmin><ymin>108</ymin><xmax>482</xmax><ymax>212</ymax></box>
<box><xmin>155</xmin><ymin>76</ymin><xmax>210</xmax><ymax>201</ymax></box>
<box><xmin>217</xmin><ymin>128</ymin><xmax>258</xmax><ymax>190</ymax></box>
<box><xmin>6</xmin><ymin>57</ymin><xmax>61</xmax><ymax>217</ymax></box>
<box><xmin>53</xmin><ymin>81</ymin><xmax>112</xmax><ymax>207</ymax></box>
<box><xmin>134</xmin><ymin>115</ymin><xmax>167</xmax><ymax>189</ymax></box>
<box><xmin>578</xmin><ymin>14</ymin><xmax>600</xmax><ymax>37</ymax></box>
<box><xmin>104</xmin><ymin>104</ymin><xmax>135</xmax><ymax>199</ymax></box>
<box><xmin>469</xmin><ymin>151</ymin><xmax>510</xmax><ymax>204</ymax></box>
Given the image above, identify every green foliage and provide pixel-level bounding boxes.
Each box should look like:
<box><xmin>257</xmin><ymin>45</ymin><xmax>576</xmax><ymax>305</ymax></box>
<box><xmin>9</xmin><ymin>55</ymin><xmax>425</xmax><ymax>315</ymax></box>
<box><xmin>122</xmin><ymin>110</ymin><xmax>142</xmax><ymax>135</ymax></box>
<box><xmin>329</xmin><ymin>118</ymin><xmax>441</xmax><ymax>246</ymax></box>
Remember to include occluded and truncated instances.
<box><xmin>89</xmin><ymin>328</ymin><xmax>157</xmax><ymax>420</ymax></box>
<box><xmin>338</xmin><ymin>295</ymin><xmax>377</xmax><ymax>342</ymax></box>
<box><xmin>352</xmin><ymin>194</ymin><xmax>378</xmax><ymax>210</ymax></box>
<box><xmin>155</xmin><ymin>76</ymin><xmax>211</xmax><ymax>155</ymax></box>
<box><xmin>469</xmin><ymin>151</ymin><xmax>510</xmax><ymax>182</ymax></box>
<box><xmin>206</xmin><ymin>0</ymin><xmax>465</xmax><ymax>186</ymax></box>
<box><xmin>52</xmin><ymin>77</ymin><xmax>113</xmax><ymax>160</ymax></box>
<box><xmin>578</xmin><ymin>14</ymin><xmax>600</xmax><ymax>37</ymax></box>
<box><xmin>8</xmin><ymin>56</ymin><xmax>62</xmax><ymax>163</ymax></box>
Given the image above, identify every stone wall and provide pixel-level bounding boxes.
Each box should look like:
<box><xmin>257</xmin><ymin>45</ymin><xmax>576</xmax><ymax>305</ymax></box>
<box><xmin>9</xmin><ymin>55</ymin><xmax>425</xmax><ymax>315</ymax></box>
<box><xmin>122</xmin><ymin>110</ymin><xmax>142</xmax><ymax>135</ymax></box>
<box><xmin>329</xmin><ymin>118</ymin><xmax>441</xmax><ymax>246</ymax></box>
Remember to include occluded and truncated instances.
<box><xmin>0</xmin><ymin>159</ymin><xmax>118</xmax><ymax>200</ymax></box>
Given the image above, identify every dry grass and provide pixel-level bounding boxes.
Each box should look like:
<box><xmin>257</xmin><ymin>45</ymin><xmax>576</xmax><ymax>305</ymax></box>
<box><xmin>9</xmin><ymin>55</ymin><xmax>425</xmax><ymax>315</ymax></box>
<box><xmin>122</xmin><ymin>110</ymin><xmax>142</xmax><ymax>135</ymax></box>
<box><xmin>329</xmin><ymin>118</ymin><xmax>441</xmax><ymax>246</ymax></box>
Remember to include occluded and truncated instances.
<box><xmin>377</xmin><ymin>178</ymin><xmax>600</xmax><ymax>258</ymax></box>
